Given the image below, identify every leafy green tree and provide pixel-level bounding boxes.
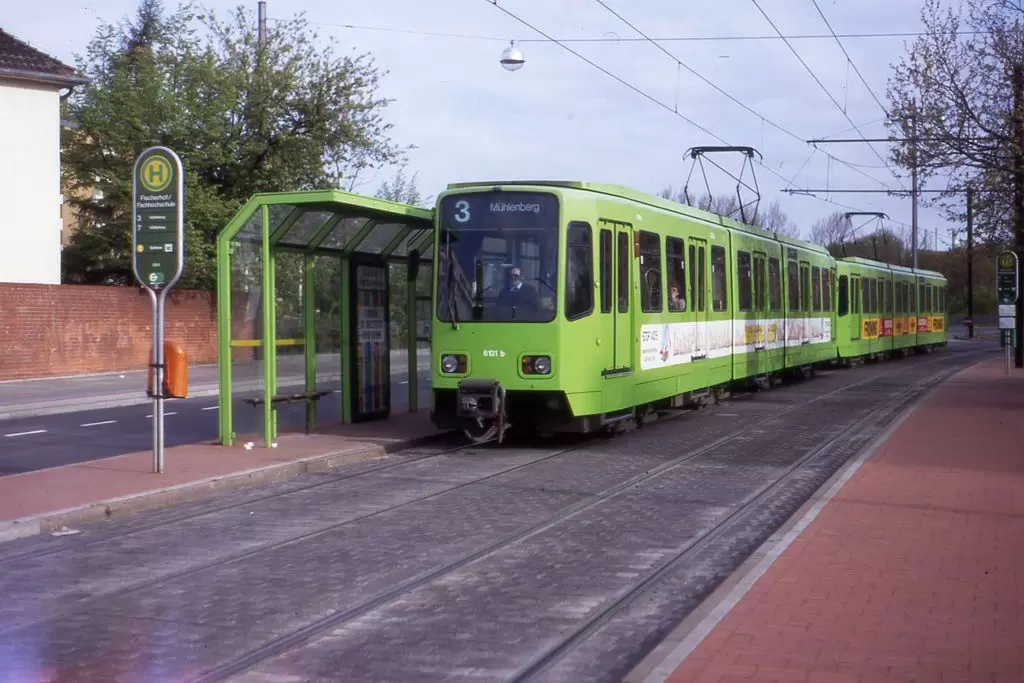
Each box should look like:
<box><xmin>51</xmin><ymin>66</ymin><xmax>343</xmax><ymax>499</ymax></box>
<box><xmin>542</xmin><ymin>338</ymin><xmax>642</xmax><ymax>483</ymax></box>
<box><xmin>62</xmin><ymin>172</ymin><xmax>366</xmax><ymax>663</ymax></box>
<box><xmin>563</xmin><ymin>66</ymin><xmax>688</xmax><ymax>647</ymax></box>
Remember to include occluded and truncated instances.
<box><xmin>375</xmin><ymin>166</ymin><xmax>432</xmax><ymax>346</ymax></box>
<box><xmin>61</xmin><ymin>0</ymin><xmax>407</xmax><ymax>288</ymax></box>
<box><xmin>885</xmin><ymin>0</ymin><xmax>1023</xmax><ymax>246</ymax></box>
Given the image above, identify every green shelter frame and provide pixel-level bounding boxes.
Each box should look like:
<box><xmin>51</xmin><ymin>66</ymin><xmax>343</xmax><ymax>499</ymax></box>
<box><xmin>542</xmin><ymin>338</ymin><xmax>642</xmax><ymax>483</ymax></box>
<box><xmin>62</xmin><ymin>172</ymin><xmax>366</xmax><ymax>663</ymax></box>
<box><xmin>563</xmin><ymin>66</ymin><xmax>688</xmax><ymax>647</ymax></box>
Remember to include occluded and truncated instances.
<box><xmin>216</xmin><ymin>189</ymin><xmax>435</xmax><ymax>447</ymax></box>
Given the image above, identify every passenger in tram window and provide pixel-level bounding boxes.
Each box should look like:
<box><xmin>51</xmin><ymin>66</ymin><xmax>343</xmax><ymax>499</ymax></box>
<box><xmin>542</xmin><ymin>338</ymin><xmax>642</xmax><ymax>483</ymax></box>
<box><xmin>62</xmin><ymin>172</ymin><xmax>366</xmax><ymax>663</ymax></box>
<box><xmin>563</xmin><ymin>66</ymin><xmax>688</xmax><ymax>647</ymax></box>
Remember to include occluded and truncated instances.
<box><xmin>668</xmin><ymin>281</ymin><xmax>686</xmax><ymax>312</ymax></box>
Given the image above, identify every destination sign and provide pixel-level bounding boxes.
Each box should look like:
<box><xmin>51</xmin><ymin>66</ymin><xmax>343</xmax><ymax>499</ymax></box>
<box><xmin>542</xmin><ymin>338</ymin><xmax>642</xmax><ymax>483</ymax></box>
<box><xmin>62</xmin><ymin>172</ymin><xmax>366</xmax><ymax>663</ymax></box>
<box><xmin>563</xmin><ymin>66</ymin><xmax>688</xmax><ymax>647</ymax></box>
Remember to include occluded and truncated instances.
<box><xmin>132</xmin><ymin>147</ymin><xmax>184</xmax><ymax>290</ymax></box>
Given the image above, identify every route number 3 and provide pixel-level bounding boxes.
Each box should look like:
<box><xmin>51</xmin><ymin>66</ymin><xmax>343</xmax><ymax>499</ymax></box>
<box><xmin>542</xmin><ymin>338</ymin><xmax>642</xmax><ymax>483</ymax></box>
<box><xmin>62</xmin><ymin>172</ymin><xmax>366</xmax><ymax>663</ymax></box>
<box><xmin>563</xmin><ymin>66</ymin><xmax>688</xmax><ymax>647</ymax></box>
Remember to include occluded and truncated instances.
<box><xmin>454</xmin><ymin>200</ymin><xmax>471</xmax><ymax>223</ymax></box>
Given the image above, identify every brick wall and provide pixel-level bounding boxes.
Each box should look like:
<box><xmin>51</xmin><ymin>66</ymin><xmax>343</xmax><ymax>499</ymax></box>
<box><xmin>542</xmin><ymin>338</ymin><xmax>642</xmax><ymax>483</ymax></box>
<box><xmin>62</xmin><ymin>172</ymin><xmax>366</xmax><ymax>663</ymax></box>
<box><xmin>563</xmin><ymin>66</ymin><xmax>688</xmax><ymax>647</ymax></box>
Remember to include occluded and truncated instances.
<box><xmin>0</xmin><ymin>283</ymin><xmax>237</xmax><ymax>380</ymax></box>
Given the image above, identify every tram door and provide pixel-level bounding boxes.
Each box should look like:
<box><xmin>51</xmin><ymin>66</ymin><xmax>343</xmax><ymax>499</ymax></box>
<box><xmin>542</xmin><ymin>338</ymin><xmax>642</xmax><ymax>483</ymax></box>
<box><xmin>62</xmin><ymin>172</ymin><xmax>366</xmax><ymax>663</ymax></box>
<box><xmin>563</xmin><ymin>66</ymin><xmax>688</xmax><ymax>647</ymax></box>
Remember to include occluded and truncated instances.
<box><xmin>688</xmin><ymin>237</ymin><xmax>709</xmax><ymax>359</ymax></box>
<box><xmin>597</xmin><ymin>220</ymin><xmax>633</xmax><ymax>378</ymax></box>
<box><xmin>599</xmin><ymin>220</ymin><xmax>635</xmax><ymax>413</ymax></box>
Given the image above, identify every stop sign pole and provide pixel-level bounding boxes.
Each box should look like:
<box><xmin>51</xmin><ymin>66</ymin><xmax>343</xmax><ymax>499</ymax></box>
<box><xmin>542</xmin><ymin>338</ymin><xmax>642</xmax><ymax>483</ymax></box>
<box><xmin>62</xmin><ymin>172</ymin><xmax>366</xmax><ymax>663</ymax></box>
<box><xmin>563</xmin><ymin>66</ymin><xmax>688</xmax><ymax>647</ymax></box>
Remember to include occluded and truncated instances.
<box><xmin>131</xmin><ymin>146</ymin><xmax>185</xmax><ymax>473</ymax></box>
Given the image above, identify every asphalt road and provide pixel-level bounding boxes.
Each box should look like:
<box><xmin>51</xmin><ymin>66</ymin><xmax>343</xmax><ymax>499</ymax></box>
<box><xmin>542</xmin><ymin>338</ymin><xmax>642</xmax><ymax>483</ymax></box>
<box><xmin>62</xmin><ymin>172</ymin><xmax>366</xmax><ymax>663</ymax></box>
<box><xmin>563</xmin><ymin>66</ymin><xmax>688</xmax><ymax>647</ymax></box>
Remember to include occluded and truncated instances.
<box><xmin>0</xmin><ymin>374</ymin><xmax>431</xmax><ymax>476</ymax></box>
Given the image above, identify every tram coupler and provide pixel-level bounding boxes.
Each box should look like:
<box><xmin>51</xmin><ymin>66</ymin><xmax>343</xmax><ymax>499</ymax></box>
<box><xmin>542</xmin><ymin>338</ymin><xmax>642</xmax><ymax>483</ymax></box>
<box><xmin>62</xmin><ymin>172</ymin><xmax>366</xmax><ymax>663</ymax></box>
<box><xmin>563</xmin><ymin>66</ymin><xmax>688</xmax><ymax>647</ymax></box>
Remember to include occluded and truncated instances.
<box><xmin>456</xmin><ymin>379</ymin><xmax>509</xmax><ymax>443</ymax></box>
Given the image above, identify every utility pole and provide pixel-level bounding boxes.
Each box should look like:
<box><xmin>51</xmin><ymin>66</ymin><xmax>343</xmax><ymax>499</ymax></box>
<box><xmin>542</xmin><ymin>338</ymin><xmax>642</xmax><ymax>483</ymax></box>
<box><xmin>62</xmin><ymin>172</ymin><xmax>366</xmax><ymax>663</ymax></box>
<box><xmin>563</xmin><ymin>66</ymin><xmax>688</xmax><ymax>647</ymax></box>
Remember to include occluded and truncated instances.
<box><xmin>1014</xmin><ymin>64</ymin><xmax>1024</xmax><ymax>367</ymax></box>
<box><xmin>966</xmin><ymin>185</ymin><xmax>974</xmax><ymax>338</ymax></box>
<box><xmin>258</xmin><ymin>1</ymin><xmax>267</xmax><ymax>48</ymax></box>
<box><xmin>911</xmin><ymin>98</ymin><xmax>919</xmax><ymax>270</ymax></box>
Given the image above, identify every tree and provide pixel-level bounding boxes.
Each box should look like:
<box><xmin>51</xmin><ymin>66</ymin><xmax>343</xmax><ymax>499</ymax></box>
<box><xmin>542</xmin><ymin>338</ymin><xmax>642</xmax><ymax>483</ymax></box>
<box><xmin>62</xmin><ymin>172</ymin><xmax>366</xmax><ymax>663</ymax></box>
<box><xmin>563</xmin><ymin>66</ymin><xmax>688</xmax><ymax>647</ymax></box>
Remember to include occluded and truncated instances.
<box><xmin>885</xmin><ymin>0</ymin><xmax>1024</xmax><ymax>245</ymax></box>
<box><xmin>373</xmin><ymin>167</ymin><xmax>430</xmax><ymax>347</ymax></box>
<box><xmin>658</xmin><ymin>187</ymin><xmax>800</xmax><ymax>236</ymax></box>
<box><xmin>60</xmin><ymin>0</ymin><xmax>407</xmax><ymax>288</ymax></box>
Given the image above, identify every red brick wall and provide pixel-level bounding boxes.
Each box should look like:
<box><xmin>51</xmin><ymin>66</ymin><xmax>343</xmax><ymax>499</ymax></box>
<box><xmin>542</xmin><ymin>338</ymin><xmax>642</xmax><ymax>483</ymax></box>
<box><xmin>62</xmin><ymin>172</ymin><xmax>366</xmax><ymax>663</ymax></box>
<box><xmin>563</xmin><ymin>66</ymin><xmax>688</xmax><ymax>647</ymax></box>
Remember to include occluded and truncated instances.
<box><xmin>0</xmin><ymin>283</ymin><xmax>236</xmax><ymax>380</ymax></box>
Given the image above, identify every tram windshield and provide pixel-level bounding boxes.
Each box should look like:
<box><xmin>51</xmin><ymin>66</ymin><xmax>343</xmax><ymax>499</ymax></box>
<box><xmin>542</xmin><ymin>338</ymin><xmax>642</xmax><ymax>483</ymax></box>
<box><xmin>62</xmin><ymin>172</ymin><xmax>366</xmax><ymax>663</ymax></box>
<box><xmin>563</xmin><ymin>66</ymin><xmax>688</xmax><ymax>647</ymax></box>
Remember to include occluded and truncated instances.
<box><xmin>436</xmin><ymin>191</ymin><xmax>559</xmax><ymax>323</ymax></box>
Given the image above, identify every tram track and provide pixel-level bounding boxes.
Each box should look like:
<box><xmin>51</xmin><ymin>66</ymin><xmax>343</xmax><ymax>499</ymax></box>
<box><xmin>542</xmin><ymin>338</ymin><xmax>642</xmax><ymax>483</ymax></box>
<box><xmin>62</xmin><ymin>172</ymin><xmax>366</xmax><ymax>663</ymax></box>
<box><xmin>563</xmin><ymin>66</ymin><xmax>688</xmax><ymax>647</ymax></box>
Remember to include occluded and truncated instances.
<box><xmin>0</xmin><ymin>348</ymin><xmax>990</xmax><ymax>683</ymax></box>
<box><xmin>191</xmin><ymin>350</ymin><xmax>980</xmax><ymax>683</ymax></box>
<box><xmin>0</xmin><ymin>347</ymin><xmax>975</xmax><ymax>569</ymax></box>
<box><xmin>506</xmin><ymin>361</ymin><xmax>960</xmax><ymax>682</ymax></box>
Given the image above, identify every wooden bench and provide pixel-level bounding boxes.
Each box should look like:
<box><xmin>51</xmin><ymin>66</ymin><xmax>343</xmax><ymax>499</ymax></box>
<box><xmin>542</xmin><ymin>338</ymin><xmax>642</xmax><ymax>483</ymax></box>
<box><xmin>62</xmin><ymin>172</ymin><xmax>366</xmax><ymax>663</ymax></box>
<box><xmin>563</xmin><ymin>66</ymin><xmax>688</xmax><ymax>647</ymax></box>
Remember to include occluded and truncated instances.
<box><xmin>243</xmin><ymin>390</ymin><xmax>334</xmax><ymax>433</ymax></box>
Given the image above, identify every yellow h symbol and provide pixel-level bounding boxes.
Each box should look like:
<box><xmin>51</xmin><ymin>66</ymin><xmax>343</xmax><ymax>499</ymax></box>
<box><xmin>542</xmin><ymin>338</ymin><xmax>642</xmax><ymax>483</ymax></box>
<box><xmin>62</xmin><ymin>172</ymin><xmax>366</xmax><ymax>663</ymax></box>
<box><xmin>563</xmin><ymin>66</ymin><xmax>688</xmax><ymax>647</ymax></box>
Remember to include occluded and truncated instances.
<box><xmin>141</xmin><ymin>155</ymin><xmax>172</xmax><ymax>192</ymax></box>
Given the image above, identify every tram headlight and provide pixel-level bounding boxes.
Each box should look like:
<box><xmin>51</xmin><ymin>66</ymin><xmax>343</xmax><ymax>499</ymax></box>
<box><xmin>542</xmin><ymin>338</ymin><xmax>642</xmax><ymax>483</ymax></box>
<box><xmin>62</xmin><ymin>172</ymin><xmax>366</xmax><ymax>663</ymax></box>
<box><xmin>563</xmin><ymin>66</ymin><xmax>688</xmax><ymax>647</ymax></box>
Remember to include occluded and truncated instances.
<box><xmin>521</xmin><ymin>355</ymin><xmax>551</xmax><ymax>375</ymax></box>
<box><xmin>440</xmin><ymin>354</ymin><xmax>466</xmax><ymax>374</ymax></box>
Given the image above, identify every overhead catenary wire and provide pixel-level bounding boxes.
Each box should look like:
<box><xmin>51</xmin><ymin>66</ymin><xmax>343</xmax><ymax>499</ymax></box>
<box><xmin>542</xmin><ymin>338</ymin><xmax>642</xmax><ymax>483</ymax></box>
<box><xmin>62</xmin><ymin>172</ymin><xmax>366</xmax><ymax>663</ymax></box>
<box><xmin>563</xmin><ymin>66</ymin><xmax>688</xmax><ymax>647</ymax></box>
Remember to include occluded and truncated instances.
<box><xmin>279</xmin><ymin>19</ymin><xmax>984</xmax><ymax>45</ymax></box>
<box><xmin>809</xmin><ymin>0</ymin><xmax>890</xmax><ymax>117</ymax></box>
<box><xmin>749</xmin><ymin>0</ymin><xmax>908</xmax><ymax>192</ymax></box>
<box><xmin>483</xmin><ymin>0</ymin><xmax>906</xmax><ymax>227</ymax></box>
<box><xmin>590</xmin><ymin>0</ymin><xmax>898</xmax><ymax>192</ymax></box>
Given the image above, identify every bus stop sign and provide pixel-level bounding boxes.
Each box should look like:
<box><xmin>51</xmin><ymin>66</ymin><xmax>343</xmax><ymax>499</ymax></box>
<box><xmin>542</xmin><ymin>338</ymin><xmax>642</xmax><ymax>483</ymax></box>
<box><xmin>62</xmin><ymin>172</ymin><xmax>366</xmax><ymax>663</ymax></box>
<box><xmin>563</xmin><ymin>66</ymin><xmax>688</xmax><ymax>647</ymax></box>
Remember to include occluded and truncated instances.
<box><xmin>997</xmin><ymin>250</ymin><xmax>1018</xmax><ymax>307</ymax></box>
<box><xmin>132</xmin><ymin>147</ymin><xmax>184</xmax><ymax>290</ymax></box>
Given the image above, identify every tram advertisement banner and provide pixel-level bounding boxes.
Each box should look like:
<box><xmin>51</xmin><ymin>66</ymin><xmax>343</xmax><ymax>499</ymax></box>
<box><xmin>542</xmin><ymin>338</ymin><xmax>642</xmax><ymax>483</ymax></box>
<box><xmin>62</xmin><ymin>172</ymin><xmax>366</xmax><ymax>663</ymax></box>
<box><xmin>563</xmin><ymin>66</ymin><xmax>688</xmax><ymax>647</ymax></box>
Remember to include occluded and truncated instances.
<box><xmin>352</xmin><ymin>263</ymin><xmax>390</xmax><ymax>420</ymax></box>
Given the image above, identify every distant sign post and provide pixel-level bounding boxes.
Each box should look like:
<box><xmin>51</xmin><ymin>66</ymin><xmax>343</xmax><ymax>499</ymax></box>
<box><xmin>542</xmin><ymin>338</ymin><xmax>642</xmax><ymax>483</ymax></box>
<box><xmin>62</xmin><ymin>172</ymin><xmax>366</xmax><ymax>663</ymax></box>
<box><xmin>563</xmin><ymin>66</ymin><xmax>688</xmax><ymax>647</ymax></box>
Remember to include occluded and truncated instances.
<box><xmin>131</xmin><ymin>146</ymin><xmax>185</xmax><ymax>473</ymax></box>
<box><xmin>996</xmin><ymin>250</ymin><xmax>1018</xmax><ymax>375</ymax></box>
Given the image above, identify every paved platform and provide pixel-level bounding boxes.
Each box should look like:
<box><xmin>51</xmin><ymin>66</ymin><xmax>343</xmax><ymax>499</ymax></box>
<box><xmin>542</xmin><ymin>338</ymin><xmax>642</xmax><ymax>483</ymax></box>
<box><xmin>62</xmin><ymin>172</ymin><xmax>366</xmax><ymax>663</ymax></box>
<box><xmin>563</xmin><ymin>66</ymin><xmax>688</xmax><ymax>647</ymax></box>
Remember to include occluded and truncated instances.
<box><xmin>0</xmin><ymin>410</ymin><xmax>447</xmax><ymax>543</ymax></box>
<box><xmin>631</xmin><ymin>355</ymin><xmax>1024</xmax><ymax>683</ymax></box>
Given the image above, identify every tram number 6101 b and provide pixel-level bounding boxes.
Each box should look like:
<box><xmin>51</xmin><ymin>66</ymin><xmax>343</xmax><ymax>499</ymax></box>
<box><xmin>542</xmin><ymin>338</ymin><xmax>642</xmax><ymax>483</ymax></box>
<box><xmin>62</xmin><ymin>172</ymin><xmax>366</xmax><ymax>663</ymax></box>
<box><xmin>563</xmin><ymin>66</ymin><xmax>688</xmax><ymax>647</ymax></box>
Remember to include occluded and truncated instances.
<box><xmin>481</xmin><ymin>349</ymin><xmax>506</xmax><ymax>358</ymax></box>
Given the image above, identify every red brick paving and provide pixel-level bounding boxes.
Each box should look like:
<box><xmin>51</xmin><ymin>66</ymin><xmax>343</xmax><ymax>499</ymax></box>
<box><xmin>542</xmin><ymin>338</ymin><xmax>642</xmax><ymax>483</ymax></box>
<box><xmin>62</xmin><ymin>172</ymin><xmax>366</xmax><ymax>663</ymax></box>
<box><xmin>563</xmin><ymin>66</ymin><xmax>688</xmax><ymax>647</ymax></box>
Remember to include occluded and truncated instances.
<box><xmin>664</xmin><ymin>357</ymin><xmax>1024</xmax><ymax>683</ymax></box>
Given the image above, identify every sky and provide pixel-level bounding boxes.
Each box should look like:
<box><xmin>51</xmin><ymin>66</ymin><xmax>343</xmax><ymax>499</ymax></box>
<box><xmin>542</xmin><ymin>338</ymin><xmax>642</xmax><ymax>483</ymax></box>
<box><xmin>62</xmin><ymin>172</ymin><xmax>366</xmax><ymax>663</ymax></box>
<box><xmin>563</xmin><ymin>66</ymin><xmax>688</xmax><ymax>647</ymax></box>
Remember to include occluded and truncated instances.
<box><xmin>4</xmin><ymin>0</ymin><xmax>959</xmax><ymax>246</ymax></box>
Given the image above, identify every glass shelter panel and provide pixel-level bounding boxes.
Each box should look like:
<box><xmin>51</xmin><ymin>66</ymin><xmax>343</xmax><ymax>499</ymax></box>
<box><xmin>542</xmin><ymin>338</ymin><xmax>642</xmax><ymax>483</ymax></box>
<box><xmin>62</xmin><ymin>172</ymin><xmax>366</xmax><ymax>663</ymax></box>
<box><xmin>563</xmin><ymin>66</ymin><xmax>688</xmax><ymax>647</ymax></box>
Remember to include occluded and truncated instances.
<box><xmin>279</xmin><ymin>210</ymin><xmax>334</xmax><ymax>247</ymax></box>
<box><xmin>320</xmin><ymin>217</ymin><xmax>372</xmax><ymax>251</ymax></box>
<box><xmin>228</xmin><ymin>230</ymin><xmax>266</xmax><ymax>439</ymax></box>
<box><xmin>354</xmin><ymin>222</ymin><xmax>405</xmax><ymax>254</ymax></box>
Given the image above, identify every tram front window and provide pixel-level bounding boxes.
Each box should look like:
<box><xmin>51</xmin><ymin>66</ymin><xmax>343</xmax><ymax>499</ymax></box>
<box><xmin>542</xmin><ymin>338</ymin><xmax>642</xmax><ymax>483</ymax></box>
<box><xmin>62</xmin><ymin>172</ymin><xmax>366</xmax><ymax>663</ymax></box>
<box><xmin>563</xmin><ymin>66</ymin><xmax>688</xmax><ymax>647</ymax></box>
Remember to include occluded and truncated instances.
<box><xmin>436</xmin><ymin>191</ymin><xmax>559</xmax><ymax>323</ymax></box>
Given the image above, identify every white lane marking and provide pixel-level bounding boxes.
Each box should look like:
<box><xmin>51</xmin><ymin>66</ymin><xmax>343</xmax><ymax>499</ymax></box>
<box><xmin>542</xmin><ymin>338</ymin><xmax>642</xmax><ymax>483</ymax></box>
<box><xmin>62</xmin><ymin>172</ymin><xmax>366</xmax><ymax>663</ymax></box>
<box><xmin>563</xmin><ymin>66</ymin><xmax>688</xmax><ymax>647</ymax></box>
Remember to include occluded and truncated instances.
<box><xmin>399</xmin><ymin>380</ymin><xmax>409</xmax><ymax>385</ymax></box>
<box><xmin>144</xmin><ymin>412</ymin><xmax>178</xmax><ymax>418</ymax></box>
<box><xmin>4</xmin><ymin>430</ymin><xmax>47</xmax><ymax>437</ymax></box>
<box><xmin>202</xmin><ymin>406</ymin><xmax>218</xmax><ymax>411</ymax></box>
<box><xmin>81</xmin><ymin>420</ymin><xmax>117</xmax><ymax>427</ymax></box>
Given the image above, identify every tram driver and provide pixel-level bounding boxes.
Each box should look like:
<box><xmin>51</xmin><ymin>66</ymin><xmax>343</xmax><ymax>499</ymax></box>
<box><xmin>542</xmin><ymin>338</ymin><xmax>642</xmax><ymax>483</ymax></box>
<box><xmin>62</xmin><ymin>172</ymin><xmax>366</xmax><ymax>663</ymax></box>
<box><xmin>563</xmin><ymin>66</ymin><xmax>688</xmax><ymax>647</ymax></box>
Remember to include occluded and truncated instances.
<box><xmin>496</xmin><ymin>266</ymin><xmax>541</xmax><ymax>320</ymax></box>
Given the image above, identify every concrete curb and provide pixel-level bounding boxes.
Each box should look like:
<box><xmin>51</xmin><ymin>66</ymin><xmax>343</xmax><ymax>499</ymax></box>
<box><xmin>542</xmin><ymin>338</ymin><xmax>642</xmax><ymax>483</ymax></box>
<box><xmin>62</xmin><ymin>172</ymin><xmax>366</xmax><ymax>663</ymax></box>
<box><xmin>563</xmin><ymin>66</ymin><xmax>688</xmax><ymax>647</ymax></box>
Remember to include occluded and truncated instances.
<box><xmin>0</xmin><ymin>430</ymin><xmax>452</xmax><ymax>545</ymax></box>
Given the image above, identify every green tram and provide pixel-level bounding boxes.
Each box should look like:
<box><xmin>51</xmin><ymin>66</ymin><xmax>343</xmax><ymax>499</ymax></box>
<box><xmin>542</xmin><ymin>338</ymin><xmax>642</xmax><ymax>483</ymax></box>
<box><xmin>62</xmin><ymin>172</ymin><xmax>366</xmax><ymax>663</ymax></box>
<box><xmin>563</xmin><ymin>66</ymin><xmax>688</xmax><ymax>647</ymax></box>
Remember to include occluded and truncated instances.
<box><xmin>834</xmin><ymin>257</ymin><xmax>948</xmax><ymax>363</ymax></box>
<box><xmin>427</xmin><ymin>180</ymin><xmax>947</xmax><ymax>442</ymax></box>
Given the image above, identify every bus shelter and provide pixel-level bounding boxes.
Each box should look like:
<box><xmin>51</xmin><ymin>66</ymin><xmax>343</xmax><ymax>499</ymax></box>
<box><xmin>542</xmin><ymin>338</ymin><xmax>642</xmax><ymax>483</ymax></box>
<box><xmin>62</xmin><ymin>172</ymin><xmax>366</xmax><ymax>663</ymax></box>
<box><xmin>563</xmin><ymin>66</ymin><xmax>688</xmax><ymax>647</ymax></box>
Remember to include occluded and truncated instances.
<box><xmin>215</xmin><ymin>190</ymin><xmax>435</xmax><ymax>447</ymax></box>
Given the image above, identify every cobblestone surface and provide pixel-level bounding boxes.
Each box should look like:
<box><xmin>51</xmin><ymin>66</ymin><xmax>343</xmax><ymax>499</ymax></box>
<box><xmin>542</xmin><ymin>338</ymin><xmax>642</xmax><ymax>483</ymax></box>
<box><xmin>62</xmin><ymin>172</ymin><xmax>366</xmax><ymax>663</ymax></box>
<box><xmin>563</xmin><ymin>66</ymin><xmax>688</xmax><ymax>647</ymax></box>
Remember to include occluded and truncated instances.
<box><xmin>0</xmin><ymin>348</ymin><xmax>988</xmax><ymax>683</ymax></box>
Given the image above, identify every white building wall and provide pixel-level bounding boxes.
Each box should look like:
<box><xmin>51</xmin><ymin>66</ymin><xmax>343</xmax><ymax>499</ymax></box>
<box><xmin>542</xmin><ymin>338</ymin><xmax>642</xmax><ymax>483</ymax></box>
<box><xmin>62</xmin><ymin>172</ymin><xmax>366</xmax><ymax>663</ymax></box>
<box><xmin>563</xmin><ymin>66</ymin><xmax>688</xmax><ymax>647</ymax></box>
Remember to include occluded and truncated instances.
<box><xmin>0</xmin><ymin>78</ymin><xmax>62</xmax><ymax>285</ymax></box>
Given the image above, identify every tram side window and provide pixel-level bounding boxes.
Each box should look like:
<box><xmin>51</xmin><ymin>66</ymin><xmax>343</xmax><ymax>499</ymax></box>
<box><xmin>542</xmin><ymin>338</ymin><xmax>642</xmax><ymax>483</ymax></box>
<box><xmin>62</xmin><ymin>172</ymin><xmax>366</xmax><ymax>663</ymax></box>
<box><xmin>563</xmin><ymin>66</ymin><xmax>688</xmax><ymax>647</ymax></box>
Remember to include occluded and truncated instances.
<box><xmin>666</xmin><ymin>237</ymin><xmax>686</xmax><ymax>311</ymax></box>
<box><xmin>939</xmin><ymin>287</ymin><xmax>946</xmax><ymax>312</ymax></box>
<box><xmin>599</xmin><ymin>229</ymin><xmax>612</xmax><ymax>313</ymax></box>
<box><xmin>811</xmin><ymin>265</ymin><xmax>822</xmax><ymax>312</ymax></box>
<box><xmin>617</xmin><ymin>232</ymin><xmax>629</xmax><ymax>313</ymax></box>
<box><xmin>895</xmin><ymin>280</ymin><xmax>903</xmax><ymax>314</ymax></box>
<box><xmin>737</xmin><ymin>250</ymin><xmax>753</xmax><ymax>312</ymax></box>
<box><xmin>711</xmin><ymin>245</ymin><xmax>728</xmax><ymax>311</ymax></box>
<box><xmin>861</xmin><ymin>277</ymin><xmax>869</xmax><ymax>314</ymax></box>
<box><xmin>565</xmin><ymin>222</ymin><xmax>594</xmax><ymax>321</ymax></box>
<box><xmin>639</xmin><ymin>231</ymin><xmax>662</xmax><ymax>313</ymax></box>
<box><xmin>886</xmin><ymin>280</ymin><xmax>893</xmax><ymax>314</ymax></box>
<box><xmin>918</xmin><ymin>283</ymin><xmax>926</xmax><ymax>314</ymax></box>
<box><xmin>869</xmin><ymin>278</ymin><xmax>878</xmax><ymax>314</ymax></box>
<box><xmin>823</xmin><ymin>268</ymin><xmax>832</xmax><ymax>312</ymax></box>
<box><xmin>768</xmin><ymin>257</ymin><xmax>782</xmax><ymax>312</ymax></box>
<box><xmin>838</xmin><ymin>275</ymin><xmax>849</xmax><ymax>316</ymax></box>
<box><xmin>787</xmin><ymin>259</ymin><xmax>799</xmax><ymax>312</ymax></box>
<box><xmin>932</xmin><ymin>286</ymin><xmax>938</xmax><ymax>313</ymax></box>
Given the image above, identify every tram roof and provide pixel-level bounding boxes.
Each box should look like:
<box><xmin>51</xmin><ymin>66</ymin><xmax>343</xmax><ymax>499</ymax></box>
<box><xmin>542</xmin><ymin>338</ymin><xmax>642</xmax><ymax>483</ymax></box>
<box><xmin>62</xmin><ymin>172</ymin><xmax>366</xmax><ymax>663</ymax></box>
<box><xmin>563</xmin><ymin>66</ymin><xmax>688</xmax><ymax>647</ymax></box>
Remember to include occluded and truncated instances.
<box><xmin>445</xmin><ymin>179</ymin><xmax>831</xmax><ymax>256</ymax></box>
